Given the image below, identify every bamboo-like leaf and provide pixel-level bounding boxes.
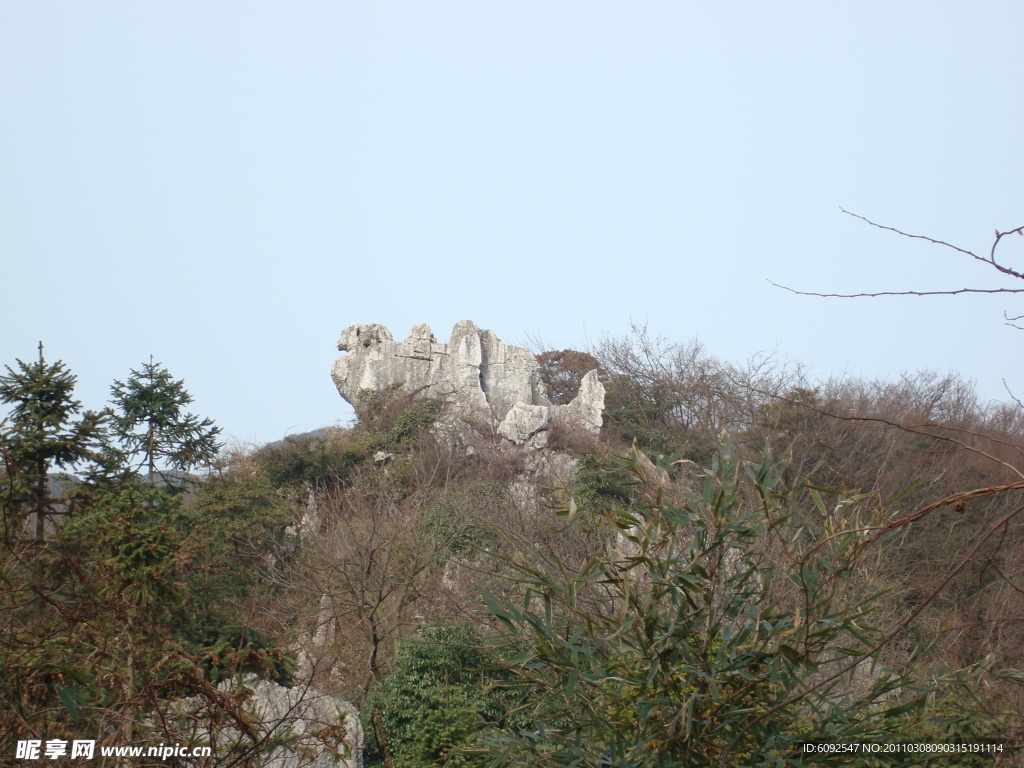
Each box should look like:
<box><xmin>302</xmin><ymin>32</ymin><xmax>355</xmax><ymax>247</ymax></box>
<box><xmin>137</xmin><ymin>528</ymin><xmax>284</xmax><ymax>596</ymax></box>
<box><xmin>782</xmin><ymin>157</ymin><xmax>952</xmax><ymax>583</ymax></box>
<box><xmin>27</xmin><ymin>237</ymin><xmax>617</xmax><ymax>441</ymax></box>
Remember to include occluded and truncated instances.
<box><xmin>54</xmin><ymin>684</ymin><xmax>85</xmax><ymax>723</ymax></box>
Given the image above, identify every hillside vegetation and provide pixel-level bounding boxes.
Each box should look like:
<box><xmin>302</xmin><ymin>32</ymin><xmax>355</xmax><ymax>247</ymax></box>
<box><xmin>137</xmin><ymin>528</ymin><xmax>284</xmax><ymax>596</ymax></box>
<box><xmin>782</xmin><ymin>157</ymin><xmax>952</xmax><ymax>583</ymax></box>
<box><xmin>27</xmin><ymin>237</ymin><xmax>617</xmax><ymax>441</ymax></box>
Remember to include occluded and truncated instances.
<box><xmin>2</xmin><ymin>330</ymin><xmax>1023</xmax><ymax>767</ymax></box>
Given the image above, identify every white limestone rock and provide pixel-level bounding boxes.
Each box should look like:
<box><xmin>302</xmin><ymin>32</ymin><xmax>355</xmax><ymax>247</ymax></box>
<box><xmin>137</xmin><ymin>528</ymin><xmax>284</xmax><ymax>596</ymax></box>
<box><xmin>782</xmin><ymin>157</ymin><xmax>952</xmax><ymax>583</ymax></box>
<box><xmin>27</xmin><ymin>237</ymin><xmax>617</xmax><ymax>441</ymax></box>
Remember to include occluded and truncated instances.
<box><xmin>633</xmin><ymin>447</ymin><xmax>670</xmax><ymax>488</ymax></box>
<box><xmin>332</xmin><ymin>320</ymin><xmax>605</xmax><ymax>443</ymax></box>
<box><xmin>498</xmin><ymin>403</ymin><xmax>552</xmax><ymax>446</ymax></box>
<box><xmin>506</xmin><ymin>480</ymin><xmax>542</xmax><ymax>521</ymax></box>
<box><xmin>332</xmin><ymin>320</ymin><xmax>548</xmax><ymax>427</ymax></box>
<box><xmin>243</xmin><ymin>679</ymin><xmax>362</xmax><ymax>768</ymax></box>
<box><xmin>430</xmin><ymin>412</ymin><xmax>490</xmax><ymax>455</ymax></box>
<box><xmin>553</xmin><ymin>369</ymin><xmax>605</xmax><ymax>436</ymax></box>
<box><xmin>524</xmin><ymin>450</ymin><xmax>580</xmax><ymax>484</ymax></box>
<box><xmin>171</xmin><ymin>677</ymin><xmax>363</xmax><ymax>768</ymax></box>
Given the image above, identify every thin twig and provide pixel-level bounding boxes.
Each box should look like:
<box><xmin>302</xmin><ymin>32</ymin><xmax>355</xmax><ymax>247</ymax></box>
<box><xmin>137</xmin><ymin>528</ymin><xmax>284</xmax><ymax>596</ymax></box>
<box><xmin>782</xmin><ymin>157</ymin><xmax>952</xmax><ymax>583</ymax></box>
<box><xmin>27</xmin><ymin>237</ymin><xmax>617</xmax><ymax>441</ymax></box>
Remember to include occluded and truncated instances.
<box><xmin>771</xmin><ymin>209</ymin><xmax>1024</xmax><ymax>299</ymax></box>
<box><xmin>745</xmin><ymin>384</ymin><xmax>1024</xmax><ymax>480</ymax></box>
<box><xmin>769</xmin><ymin>281</ymin><xmax>1024</xmax><ymax>298</ymax></box>
<box><xmin>840</xmin><ymin>208</ymin><xmax>1024</xmax><ymax>280</ymax></box>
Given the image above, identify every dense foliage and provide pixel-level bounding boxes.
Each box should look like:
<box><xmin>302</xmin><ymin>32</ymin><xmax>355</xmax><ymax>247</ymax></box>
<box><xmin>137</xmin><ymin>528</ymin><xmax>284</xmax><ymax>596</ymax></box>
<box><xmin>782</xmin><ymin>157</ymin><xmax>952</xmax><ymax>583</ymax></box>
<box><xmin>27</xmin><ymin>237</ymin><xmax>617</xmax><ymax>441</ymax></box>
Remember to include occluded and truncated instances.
<box><xmin>0</xmin><ymin>343</ymin><xmax>105</xmax><ymax>540</ymax></box>
<box><xmin>365</xmin><ymin>621</ymin><xmax>524</xmax><ymax>768</ymax></box>
<box><xmin>0</xmin><ymin>350</ymin><xmax>288</xmax><ymax>763</ymax></box>
<box><xmin>477</xmin><ymin>444</ymin><xmax>1010</xmax><ymax>766</ymax></box>
<box><xmin>3</xmin><ymin>331</ymin><xmax>1023</xmax><ymax>766</ymax></box>
<box><xmin>105</xmin><ymin>358</ymin><xmax>222</xmax><ymax>482</ymax></box>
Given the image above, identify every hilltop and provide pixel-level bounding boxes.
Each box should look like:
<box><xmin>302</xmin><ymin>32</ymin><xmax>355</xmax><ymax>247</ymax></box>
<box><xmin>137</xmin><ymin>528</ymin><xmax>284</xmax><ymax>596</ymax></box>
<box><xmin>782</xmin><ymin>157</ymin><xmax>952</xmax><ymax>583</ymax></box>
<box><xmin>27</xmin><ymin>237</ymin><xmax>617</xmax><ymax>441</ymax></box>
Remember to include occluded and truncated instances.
<box><xmin>2</xmin><ymin>322</ymin><xmax>1023</xmax><ymax>767</ymax></box>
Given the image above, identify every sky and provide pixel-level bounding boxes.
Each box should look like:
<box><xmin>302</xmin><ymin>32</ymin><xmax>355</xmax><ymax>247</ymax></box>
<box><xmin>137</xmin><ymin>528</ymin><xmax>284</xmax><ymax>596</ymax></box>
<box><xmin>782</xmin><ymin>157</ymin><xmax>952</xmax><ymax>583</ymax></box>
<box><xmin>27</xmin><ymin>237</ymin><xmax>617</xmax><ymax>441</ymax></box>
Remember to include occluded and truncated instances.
<box><xmin>2</xmin><ymin>3</ymin><xmax>1023</xmax><ymax>447</ymax></box>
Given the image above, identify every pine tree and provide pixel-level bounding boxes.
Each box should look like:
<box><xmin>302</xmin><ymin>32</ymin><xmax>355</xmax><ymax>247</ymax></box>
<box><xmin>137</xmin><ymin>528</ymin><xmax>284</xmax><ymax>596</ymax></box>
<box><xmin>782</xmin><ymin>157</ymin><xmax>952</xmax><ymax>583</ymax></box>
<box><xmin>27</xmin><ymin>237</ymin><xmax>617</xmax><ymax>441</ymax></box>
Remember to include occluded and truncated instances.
<box><xmin>0</xmin><ymin>342</ymin><xmax>104</xmax><ymax>540</ymax></box>
<box><xmin>0</xmin><ymin>349</ymin><xmax>275</xmax><ymax>755</ymax></box>
<box><xmin>107</xmin><ymin>358</ymin><xmax>222</xmax><ymax>484</ymax></box>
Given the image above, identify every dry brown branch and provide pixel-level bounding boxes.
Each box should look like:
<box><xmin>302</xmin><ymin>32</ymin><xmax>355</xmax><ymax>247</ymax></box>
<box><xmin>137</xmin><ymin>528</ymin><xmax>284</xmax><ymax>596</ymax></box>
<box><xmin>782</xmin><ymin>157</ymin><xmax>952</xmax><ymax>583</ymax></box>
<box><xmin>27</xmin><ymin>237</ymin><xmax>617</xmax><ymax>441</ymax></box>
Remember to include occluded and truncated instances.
<box><xmin>746</xmin><ymin>383</ymin><xmax>1024</xmax><ymax>480</ymax></box>
<box><xmin>1004</xmin><ymin>312</ymin><xmax>1024</xmax><ymax>331</ymax></box>
<box><xmin>1003</xmin><ymin>379</ymin><xmax>1024</xmax><ymax>412</ymax></box>
<box><xmin>800</xmin><ymin>481</ymin><xmax>1024</xmax><ymax>559</ymax></box>
<box><xmin>771</xmin><ymin>209</ymin><xmax>1024</xmax><ymax>306</ymax></box>
<box><xmin>769</xmin><ymin>281</ymin><xmax>1024</xmax><ymax>298</ymax></box>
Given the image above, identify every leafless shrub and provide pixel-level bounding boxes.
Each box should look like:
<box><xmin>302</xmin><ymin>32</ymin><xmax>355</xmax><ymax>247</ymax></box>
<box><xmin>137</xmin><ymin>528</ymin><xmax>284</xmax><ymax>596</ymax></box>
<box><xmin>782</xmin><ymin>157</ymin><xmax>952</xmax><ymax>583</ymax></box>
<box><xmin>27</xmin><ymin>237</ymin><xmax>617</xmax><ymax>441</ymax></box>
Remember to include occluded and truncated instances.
<box><xmin>546</xmin><ymin>416</ymin><xmax>601</xmax><ymax>454</ymax></box>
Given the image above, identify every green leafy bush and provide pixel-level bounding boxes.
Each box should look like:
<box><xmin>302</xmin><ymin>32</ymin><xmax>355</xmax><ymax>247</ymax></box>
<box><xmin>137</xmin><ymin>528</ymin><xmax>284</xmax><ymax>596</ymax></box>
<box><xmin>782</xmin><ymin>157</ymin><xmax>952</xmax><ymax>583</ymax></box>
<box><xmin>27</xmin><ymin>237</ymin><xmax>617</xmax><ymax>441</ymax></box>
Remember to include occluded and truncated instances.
<box><xmin>477</xmin><ymin>440</ymin><xmax>1015</xmax><ymax>767</ymax></box>
<box><xmin>256</xmin><ymin>428</ymin><xmax>375</xmax><ymax>489</ymax></box>
<box><xmin>354</xmin><ymin>386</ymin><xmax>444</xmax><ymax>446</ymax></box>
<box><xmin>255</xmin><ymin>395</ymin><xmax>443</xmax><ymax>491</ymax></box>
<box><xmin>365</xmin><ymin>621</ymin><xmax>522</xmax><ymax>768</ymax></box>
<box><xmin>176</xmin><ymin>464</ymin><xmax>294</xmax><ymax>681</ymax></box>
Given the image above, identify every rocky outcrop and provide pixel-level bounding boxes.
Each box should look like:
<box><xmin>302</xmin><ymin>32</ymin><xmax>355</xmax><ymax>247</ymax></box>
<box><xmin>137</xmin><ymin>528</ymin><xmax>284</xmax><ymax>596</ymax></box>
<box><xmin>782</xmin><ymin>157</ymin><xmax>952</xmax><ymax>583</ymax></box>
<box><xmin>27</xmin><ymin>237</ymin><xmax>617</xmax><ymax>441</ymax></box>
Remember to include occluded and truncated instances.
<box><xmin>332</xmin><ymin>321</ymin><xmax>546</xmax><ymax>423</ymax></box>
<box><xmin>172</xmin><ymin>677</ymin><xmax>363</xmax><ymax>767</ymax></box>
<box><xmin>554</xmin><ymin>369</ymin><xmax>604</xmax><ymax>438</ymax></box>
<box><xmin>332</xmin><ymin>320</ymin><xmax>604</xmax><ymax>445</ymax></box>
<box><xmin>498</xmin><ymin>403</ymin><xmax>552</xmax><ymax>446</ymax></box>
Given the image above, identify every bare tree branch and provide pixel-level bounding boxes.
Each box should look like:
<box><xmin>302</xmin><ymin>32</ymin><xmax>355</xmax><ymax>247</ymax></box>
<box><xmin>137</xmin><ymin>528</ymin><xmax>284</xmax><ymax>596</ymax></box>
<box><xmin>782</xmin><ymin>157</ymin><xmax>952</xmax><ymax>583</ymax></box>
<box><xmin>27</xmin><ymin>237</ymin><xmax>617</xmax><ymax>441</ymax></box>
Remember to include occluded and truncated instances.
<box><xmin>768</xmin><ymin>281</ymin><xmax>1024</xmax><ymax>298</ymax></box>
<box><xmin>771</xmin><ymin>209</ymin><xmax>1024</xmax><ymax>302</ymax></box>
<box><xmin>744</xmin><ymin>382</ymin><xmax>1024</xmax><ymax>479</ymax></box>
<box><xmin>839</xmin><ymin>207</ymin><xmax>1024</xmax><ymax>278</ymax></box>
<box><xmin>1003</xmin><ymin>379</ymin><xmax>1024</xmax><ymax>412</ymax></box>
<box><xmin>1003</xmin><ymin>311</ymin><xmax>1024</xmax><ymax>331</ymax></box>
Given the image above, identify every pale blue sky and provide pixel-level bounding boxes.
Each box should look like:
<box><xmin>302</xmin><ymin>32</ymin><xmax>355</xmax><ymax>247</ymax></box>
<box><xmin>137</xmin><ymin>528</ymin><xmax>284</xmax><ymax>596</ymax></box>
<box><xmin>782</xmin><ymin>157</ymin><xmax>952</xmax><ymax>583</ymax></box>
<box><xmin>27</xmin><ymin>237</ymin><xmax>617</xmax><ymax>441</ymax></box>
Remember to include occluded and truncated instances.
<box><xmin>3</xmin><ymin>3</ymin><xmax>1023</xmax><ymax>445</ymax></box>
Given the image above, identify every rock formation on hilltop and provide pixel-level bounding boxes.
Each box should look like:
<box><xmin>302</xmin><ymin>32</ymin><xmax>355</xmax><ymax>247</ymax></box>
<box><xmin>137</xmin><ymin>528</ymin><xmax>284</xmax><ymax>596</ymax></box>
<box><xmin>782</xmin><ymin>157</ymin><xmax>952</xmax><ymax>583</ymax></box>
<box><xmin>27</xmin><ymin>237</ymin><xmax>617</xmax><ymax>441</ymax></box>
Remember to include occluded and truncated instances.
<box><xmin>331</xmin><ymin>320</ymin><xmax>604</xmax><ymax>446</ymax></box>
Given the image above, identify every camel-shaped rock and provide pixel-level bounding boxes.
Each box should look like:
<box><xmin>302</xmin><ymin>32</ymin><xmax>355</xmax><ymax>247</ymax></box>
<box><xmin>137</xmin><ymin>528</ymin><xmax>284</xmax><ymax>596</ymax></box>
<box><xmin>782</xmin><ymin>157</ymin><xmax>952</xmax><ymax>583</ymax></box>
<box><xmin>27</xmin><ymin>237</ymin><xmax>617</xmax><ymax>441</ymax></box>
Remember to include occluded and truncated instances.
<box><xmin>332</xmin><ymin>320</ymin><xmax>603</xmax><ymax>446</ymax></box>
